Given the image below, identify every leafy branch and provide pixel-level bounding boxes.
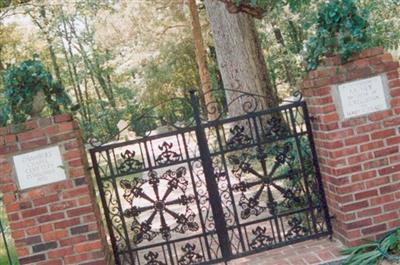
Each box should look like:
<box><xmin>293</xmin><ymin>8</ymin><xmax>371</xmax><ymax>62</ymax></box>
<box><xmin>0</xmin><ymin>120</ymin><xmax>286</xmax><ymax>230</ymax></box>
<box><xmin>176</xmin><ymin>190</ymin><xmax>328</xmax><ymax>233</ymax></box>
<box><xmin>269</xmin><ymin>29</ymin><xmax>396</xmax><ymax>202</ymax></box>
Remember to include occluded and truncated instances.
<box><xmin>304</xmin><ymin>0</ymin><xmax>370</xmax><ymax>71</ymax></box>
<box><xmin>217</xmin><ymin>0</ymin><xmax>311</xmax><ymax>18</ymax></box>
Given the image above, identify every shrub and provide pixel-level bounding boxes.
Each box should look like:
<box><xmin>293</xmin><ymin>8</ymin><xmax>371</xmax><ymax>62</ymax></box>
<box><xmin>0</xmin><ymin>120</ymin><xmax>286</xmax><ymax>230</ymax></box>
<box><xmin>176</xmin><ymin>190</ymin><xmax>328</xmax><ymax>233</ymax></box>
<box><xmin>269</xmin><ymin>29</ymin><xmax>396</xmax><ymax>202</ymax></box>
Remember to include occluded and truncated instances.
<box><xmin>342</xmin><ymin>228</ymin><xmax>400</xmax><ymax>265</ymax></box>
<box><xmin>305</xmin><ymin>0</ymin><xmax>370</xmax><ymax>71</ymax></box>
<box><xmin>3</xmin><ymin>58</ymin><xmax>72</xmax><ymax>124</ymax></box>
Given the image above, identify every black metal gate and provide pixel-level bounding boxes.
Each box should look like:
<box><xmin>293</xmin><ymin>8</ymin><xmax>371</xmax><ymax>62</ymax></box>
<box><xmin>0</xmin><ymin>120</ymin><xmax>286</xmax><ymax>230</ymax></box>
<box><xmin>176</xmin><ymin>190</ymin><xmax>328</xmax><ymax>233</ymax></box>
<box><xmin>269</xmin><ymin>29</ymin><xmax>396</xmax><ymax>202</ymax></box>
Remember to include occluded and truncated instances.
<box><xmin>90</xmin><ymin>90</ymin><xmax>332</xmax><ymax>265</ymax></box>
<box><xmin>1</xmin><ymin>197</ymin><xmax>16</xmax><ymax>265</ymax></box>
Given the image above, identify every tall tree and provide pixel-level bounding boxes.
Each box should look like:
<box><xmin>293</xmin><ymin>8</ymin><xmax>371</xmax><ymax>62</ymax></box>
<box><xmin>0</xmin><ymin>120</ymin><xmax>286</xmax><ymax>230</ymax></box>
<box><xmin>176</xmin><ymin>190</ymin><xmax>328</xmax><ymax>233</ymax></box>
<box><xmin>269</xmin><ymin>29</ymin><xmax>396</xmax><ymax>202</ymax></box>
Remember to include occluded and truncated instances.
<box><xmin>28</xmin><ymin>5</ymin><xmax>63</xmax><ymax>84</ymax></box>
<box><xmin>204</xmin><ymin>0</ymin><xmax>278</xmax><ymax>117</ymax></box>
<box><xmin>187</xmin><ymin>0</ymin><xmax>217</xmax><ymax>120</ymax></box>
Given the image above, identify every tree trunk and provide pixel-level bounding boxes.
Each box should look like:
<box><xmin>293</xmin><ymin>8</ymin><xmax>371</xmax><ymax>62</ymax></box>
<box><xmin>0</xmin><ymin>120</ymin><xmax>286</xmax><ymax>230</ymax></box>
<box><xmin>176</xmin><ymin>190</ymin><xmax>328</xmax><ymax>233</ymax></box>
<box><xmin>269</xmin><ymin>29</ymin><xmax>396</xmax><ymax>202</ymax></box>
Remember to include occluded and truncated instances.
<box><xmin>59</xmin><ymin>10</ymin><xmax>88</xmax><ymax>120</ymax></box>
<box><xmin>37</xmin><ymin>6</ymin><xmax>63</xmax><ymax>84</ymax></box>
<box><xmin>188</xmin><ymin>0</ymin><xmax>218</xmax><ymax>120</ymax></box>
<box><xmin>68</xmin><ymin>19</ymin><xmax>116</xmax><ymax>109</ymax></box>
<box><xmin>272</xmin><ymin>25</ymin><xmax>296</xmax><ymax>88</ymax></box>
<box><xmin>204</xmin><ymin>0</ymin><xmax>278</xmax><ymax>117</ymax></box>
<box><xmin>46</xmin><ymin>38</ymin><xmax>63</xmax><ymax>84</ymax></box>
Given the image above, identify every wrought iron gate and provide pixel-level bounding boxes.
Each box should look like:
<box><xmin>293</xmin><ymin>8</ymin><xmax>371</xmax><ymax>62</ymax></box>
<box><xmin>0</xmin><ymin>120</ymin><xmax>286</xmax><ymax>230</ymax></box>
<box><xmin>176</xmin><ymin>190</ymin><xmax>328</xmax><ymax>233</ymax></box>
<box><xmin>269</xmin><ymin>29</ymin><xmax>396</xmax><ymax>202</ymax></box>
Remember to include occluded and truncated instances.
<box><xmin>90</xmin><ymin>90</ymin><xmax>332</xmax><ymax>265</ymax></box>
<box><xmin>1</xmin><ymin>197</ymin><xmax>15</xmax><ymax>265</ymax></box>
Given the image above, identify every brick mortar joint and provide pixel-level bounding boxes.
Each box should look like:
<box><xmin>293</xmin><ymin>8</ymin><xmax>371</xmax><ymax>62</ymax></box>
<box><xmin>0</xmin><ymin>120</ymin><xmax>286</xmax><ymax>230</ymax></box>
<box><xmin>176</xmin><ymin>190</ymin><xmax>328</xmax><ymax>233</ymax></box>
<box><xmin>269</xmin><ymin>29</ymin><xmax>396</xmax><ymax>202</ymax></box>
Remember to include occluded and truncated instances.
<box><xmin>0</xmin><ymin>114</ymin><xmax>74</xmax><ymax>137</ymax></box>
<box><xmin>302</xmin><ymin>51</ymin><xmax>398</xmax><ymax>90</ymax></box>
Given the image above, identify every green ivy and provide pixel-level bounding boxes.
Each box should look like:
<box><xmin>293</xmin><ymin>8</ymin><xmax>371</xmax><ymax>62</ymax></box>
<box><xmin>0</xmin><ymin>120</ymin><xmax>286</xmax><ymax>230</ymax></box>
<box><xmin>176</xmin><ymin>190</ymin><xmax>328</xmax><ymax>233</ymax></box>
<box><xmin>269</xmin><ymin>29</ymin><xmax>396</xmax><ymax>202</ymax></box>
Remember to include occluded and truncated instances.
<box><xmin>230</xmin><ymin>0</ymin><xmax>311</xmax><ymax>13</ymax></box>
<box><xmin>3</xmin><ymin>58</ymin><xmax>72</xmax><ymax>124</ymax></box>
<box><xmin>304</xmin><ymin>0</ymin><xmax>371</xmax><ymax>71</ymax></box>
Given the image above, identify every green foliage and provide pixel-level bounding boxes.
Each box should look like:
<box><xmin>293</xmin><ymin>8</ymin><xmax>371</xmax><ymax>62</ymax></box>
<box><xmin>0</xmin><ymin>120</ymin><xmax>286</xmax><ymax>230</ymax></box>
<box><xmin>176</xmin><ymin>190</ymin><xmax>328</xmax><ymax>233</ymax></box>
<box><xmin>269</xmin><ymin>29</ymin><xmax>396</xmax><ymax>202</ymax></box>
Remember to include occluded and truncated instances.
<box><xmin>342</xmin><ymin>228</ymin><xmax>400</xmax><ymax>265</ymax></box>
<box><xmin>3</xmin><ymin>58</ymin><xmax>72</xmax><ymax>124</ymax></box>
<box><xmin>230</xmin><ymin>0</ymin><xmax>311</xmax><ymax>14</ymax></box>
<box><xmin>128</xmin><ymin>98</ymin><xmax>193</xmax><ymax>137</ymax></box>
<box><xmin>0</xmin><ymin>0</ymin><xmax>30</xmax><ymax>9</ymax></box>
<box><xmin>81</xmin><ymin>104</ymin><xmax>122</xmax><ymax>144</ymax></box>
<box><xmin>129</xmin><ymin>107</ymin><xmax>157</xmax><ymax>137</ymax></box>
<box><xmin>267</xmin><ymin>136</ymin><xmax>317</xmax><ymax>211</ymax></box>
<box><xmin>138</xmin><ymin>39</ymin><xmax>199</xmax><ymax>126</ymax></box>
<box><xmin>360</xmin><ymin>0</ymin><xmax>400</xmax><ymax>51</ymax></box>
<box><xmin>80</xmin><ymin>85</ymin><xmax>136</xmax><ymax>143</ymax></box>
<box><xmin>304</xmin><ymin>0</ymin><xmax>370</xmax><ymax>71</ymax></box>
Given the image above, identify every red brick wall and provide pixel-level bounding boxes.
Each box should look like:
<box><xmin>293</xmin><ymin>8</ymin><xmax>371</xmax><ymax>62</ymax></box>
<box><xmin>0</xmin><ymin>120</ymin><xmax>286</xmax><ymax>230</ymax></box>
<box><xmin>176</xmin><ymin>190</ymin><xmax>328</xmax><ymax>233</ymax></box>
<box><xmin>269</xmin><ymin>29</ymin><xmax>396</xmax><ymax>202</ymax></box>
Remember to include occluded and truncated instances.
<box><xmin>302</xmin><ymin>48</ymin><xmax>400</xmax><ymax>246</ymax></box>
<box><xmin>0</xmin><ymin>115</ymin><xmax>111</xmax><ymax>264</ymax></box>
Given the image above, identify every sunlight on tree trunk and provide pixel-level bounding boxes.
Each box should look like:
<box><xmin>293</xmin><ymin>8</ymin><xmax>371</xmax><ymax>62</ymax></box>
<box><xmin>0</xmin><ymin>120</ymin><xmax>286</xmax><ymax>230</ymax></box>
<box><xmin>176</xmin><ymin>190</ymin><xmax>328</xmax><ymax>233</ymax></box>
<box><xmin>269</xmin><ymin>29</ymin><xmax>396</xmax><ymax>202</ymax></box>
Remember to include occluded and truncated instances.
<box><xmin>188</xmin><ymin>0</ymin><xmax>218</xmax><ymax>121</ymax></box>
<box><xmin>204</xmin><ymin>0</ymin><xmax>278</xmax><ymax>118</ymax></box>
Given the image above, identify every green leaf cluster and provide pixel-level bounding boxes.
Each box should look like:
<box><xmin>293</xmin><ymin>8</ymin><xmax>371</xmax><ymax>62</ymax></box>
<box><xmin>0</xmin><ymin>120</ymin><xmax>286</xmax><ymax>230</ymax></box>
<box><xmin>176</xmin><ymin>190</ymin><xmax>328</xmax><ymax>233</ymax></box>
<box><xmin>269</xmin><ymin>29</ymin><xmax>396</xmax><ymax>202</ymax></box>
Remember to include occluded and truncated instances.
<box><xmin>342</xmin><ymin>228</ymin><xmax>400</xmax><ymax>265</ymax></box>
<box><xmin>304</xmin><ymin>0</ymin><xmax>370</xmax><ymax>71</ymax></box>
<box><xmin>3</xmin><ymin>58</ymin><xmax>72</xmax><ymax>124</ymax></box>
<box><xmin>230</xmin><ymin>0</ymin><xmax>311</xmax><ymax>14</ymax></box>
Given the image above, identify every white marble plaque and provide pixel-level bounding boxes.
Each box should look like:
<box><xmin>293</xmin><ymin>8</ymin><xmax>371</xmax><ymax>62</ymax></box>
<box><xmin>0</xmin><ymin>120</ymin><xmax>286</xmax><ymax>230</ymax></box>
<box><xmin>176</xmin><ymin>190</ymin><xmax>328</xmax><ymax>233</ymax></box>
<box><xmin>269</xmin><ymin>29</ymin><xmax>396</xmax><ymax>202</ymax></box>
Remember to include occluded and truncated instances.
<box><xmin>338</xmin><ymin>76</ymin><xmax>388</xmax><ymax>119</ymax></box>
<box><xmin>13</xmin><ymin>146</ymin><xmax>66</xmax><ymax>190</ymax></box>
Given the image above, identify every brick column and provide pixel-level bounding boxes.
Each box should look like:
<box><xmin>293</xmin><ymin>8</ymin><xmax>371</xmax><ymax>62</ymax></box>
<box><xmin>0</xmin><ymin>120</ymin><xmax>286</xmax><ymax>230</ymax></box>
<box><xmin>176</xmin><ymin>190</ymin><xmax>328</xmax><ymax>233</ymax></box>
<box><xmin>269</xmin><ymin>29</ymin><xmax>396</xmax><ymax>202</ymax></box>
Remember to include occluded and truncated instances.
<box><xmin>0</xmin><ymin>115</ymin><xmax>111</xmax><ymax>264</ymax></box>
<box><xmin>302</xmin><ymin>48</ymin><xmax>400</xmax><ymax>246</ymax></box>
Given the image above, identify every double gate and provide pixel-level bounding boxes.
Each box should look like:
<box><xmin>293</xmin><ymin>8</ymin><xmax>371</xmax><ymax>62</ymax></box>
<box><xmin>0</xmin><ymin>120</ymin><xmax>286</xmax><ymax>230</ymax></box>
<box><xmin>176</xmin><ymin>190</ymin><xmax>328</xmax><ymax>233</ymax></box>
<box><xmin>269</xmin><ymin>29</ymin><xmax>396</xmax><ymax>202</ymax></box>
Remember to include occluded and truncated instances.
<box><xmin>90</xmin><ymin>90</ymin><xmax>332</xmax><ymax>265</ymax></box>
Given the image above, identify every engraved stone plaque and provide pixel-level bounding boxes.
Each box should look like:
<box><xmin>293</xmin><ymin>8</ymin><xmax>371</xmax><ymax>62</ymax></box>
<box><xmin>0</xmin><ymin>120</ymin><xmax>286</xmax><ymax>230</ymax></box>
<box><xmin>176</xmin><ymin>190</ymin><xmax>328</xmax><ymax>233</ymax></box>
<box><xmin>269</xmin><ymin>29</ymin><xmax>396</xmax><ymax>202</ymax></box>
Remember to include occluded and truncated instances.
<box><xmin>13</xmin><ymin>146</ymin><xmax>67</xmax><ymax>190</ymax></box>
<box><xmin>338</xmin><ymin>75</ymin><xmax>389</xmax><ymax>119</ymax></box>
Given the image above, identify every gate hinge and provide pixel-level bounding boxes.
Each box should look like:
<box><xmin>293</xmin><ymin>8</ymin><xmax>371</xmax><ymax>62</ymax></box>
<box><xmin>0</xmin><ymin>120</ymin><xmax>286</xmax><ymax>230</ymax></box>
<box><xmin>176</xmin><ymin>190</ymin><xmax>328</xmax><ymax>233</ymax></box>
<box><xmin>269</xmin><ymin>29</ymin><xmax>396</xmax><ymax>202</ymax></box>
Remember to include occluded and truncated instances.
<box><xmin>310</xmin><ymin>116</ymin><xmax>318</xmax><ymax>122</ymax></box>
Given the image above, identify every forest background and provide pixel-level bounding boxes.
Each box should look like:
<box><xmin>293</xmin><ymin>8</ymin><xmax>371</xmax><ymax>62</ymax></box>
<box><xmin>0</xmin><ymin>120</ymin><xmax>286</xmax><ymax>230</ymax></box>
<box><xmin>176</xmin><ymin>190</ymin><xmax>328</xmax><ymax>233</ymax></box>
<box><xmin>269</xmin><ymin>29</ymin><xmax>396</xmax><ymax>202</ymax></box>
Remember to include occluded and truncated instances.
<box><xmin>0</xmin><ymin>0</ymin><xmax>399</xmax><ymax>144</ymax></box>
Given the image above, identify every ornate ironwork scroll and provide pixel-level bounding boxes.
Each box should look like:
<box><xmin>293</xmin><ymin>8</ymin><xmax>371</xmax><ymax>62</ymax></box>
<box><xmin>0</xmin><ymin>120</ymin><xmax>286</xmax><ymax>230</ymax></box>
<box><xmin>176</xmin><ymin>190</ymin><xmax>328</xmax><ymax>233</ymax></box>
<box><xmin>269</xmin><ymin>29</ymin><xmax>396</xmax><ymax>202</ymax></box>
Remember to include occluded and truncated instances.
<box><xmin>90</xmin><ymin>89</ymin><xmax>331</xmax><ymax>265</ymax></box>
<box><xmin>120</xmin><ymin>167</ymin><xmax>198</xmax><ymax>244</ymax></box>
<box><xmin>118</xmin><ymin>150</ymin><xmax>143</xmax><ymax>174</ymax></box>
<box><xmin>178</xmin><ymin>243</ymin><xmax>204</xmax><ymax>265</ymax></box>
<box><xmin>155</xmin><ymin>142</ymin><xmax>182</xmax><ymax>165</ymax></box>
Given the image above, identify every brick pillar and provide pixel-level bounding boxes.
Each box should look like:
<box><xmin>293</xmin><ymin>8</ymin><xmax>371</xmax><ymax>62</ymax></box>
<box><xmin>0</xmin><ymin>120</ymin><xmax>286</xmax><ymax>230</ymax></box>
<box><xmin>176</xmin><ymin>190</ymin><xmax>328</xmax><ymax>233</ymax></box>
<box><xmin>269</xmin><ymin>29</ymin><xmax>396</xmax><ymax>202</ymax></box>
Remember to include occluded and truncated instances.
<box><xmin>302</xmin><ymin>48</ymin><xmax>400</xmax><ymax>246</ymax></box>
<box><xmin>0</xmin><ymin>115</ymin><xmax>111</xmax><ymax>264</ymax></box>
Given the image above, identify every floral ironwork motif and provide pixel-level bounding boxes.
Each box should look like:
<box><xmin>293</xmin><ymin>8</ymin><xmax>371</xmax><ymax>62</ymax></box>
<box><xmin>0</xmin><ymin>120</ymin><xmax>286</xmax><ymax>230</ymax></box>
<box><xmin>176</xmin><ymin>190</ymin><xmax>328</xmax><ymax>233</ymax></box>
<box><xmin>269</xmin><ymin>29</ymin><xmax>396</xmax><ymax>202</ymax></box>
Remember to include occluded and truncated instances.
<box><xmin>178</xmin><ymin>243</ymin><xmax>204</xmax><ymax>265</ymax></box>
<box><xmin>144</xmin><ymin>252</ymin><xmax>166</xmax><ymax>265</ymax></box>
<box><xmin>264</xmin><ymin>117</ymin><xmax>287</xmax><ymax>139</ymax></box>
<box><xmin>231</xmin><ymin>143</ymin><xmax>299</xmax><ymax>219</ymax></box>
<box><xmin>226</xmin><ymin>125</ymin><xmax>252</xmax><ymax>148</ymax></box>
<box><xmin>118</xmin><ymin>150</ymin><xmax>144</xmax><ymax>174</ymax></box>
<box><xmin>285</xmin><ymin>217</ymin><xmax>309</xmax><ymax>240</ymax></box>
<box><xmin>91</xmin><ymin>91</ymin><xmax>331</xmax><ymax>265</ymax></box>
<box><xmin>249</xmin><ymin>226</ymin><xmax>274</xmax><ymax>250</ymax></box>
<box><xmin>120</xmin><ymin>167</ymin><xmax>199</xmax><ymax>244</ymax></box>
<box><xmin>155</xmin><ymin>142</ymin><xmax>182</xmax><ymax>165</ymax></box>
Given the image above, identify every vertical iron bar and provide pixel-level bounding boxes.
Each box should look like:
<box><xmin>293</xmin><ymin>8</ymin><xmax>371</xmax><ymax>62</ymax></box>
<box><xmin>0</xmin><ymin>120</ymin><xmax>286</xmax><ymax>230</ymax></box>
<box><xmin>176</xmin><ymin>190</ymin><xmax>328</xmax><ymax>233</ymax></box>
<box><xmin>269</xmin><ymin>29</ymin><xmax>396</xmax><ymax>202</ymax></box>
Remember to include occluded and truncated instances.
<box><xmin>190</xmin><ymin>91</ymin><xmax>232</xmax><ymax>261</ymax></box>
<box><xmin>214</xmin><ymin>125</ymin><xmax>246</xmax><ymax>253</ymax></box>
<box><xmin>288</xmin><ymin>107</ymin><xmax>318</xmax><ymax>234</ymax></box>
<box><xmin>90</xmin><ymin>151</ymin><xmax>122</xmax><ymax>265</ymax></box>
<box><xmin>0</xmin><ymin>217</ymin><xmax>12</xmax><ymax>265</ymax></box>
<box><xmin>105</xmin><ymin>150</ymin><xmax>136</xmax><ymax>264</ymax></box>
<box><xmin>251</xmin><ymin>115</ymin><xmax>283</xmax><ymax>243</ymax></box>
<box><xmin>302</xmin><ymin>102</ymin><xmax>333</xmax><ymax>235</ymax></box>
<box><xmin>181</xmin><ymin>132</ymin><xmax>213</xmax><ymax>260</ymax></box>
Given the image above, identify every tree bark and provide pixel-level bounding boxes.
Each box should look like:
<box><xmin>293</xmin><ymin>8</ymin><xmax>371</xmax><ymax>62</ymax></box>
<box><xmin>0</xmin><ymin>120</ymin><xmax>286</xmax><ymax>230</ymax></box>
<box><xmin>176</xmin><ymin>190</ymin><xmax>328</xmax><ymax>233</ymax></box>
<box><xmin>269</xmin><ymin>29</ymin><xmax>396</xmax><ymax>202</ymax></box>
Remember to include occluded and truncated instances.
<box><xmin>59</xmin><ymin>9</ymin><xmax>89</xmax><ymax>120</ymax></box>
<box><xmin>188</xmin><ymin>0</ymin><xmax>218</xmax><ymax>120</ymax></box>
<box><xmin>36</xmin><ymin>6</ymin><xmax>63</xmax><ymax>84</ymax></box>
<box><xmin>272</xmin><ymin>25</ymin><xmax>296</xmax><ymax>88</ymax></box>
<box><xmin>204</xmin><ymin>0</ymin><xmax>278</xmax><ymax>117</ymax></box>
<box><xmin>68</xmin><ymin>19</ymin><xmax>116</xmax><ymax>108</ymax></box>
